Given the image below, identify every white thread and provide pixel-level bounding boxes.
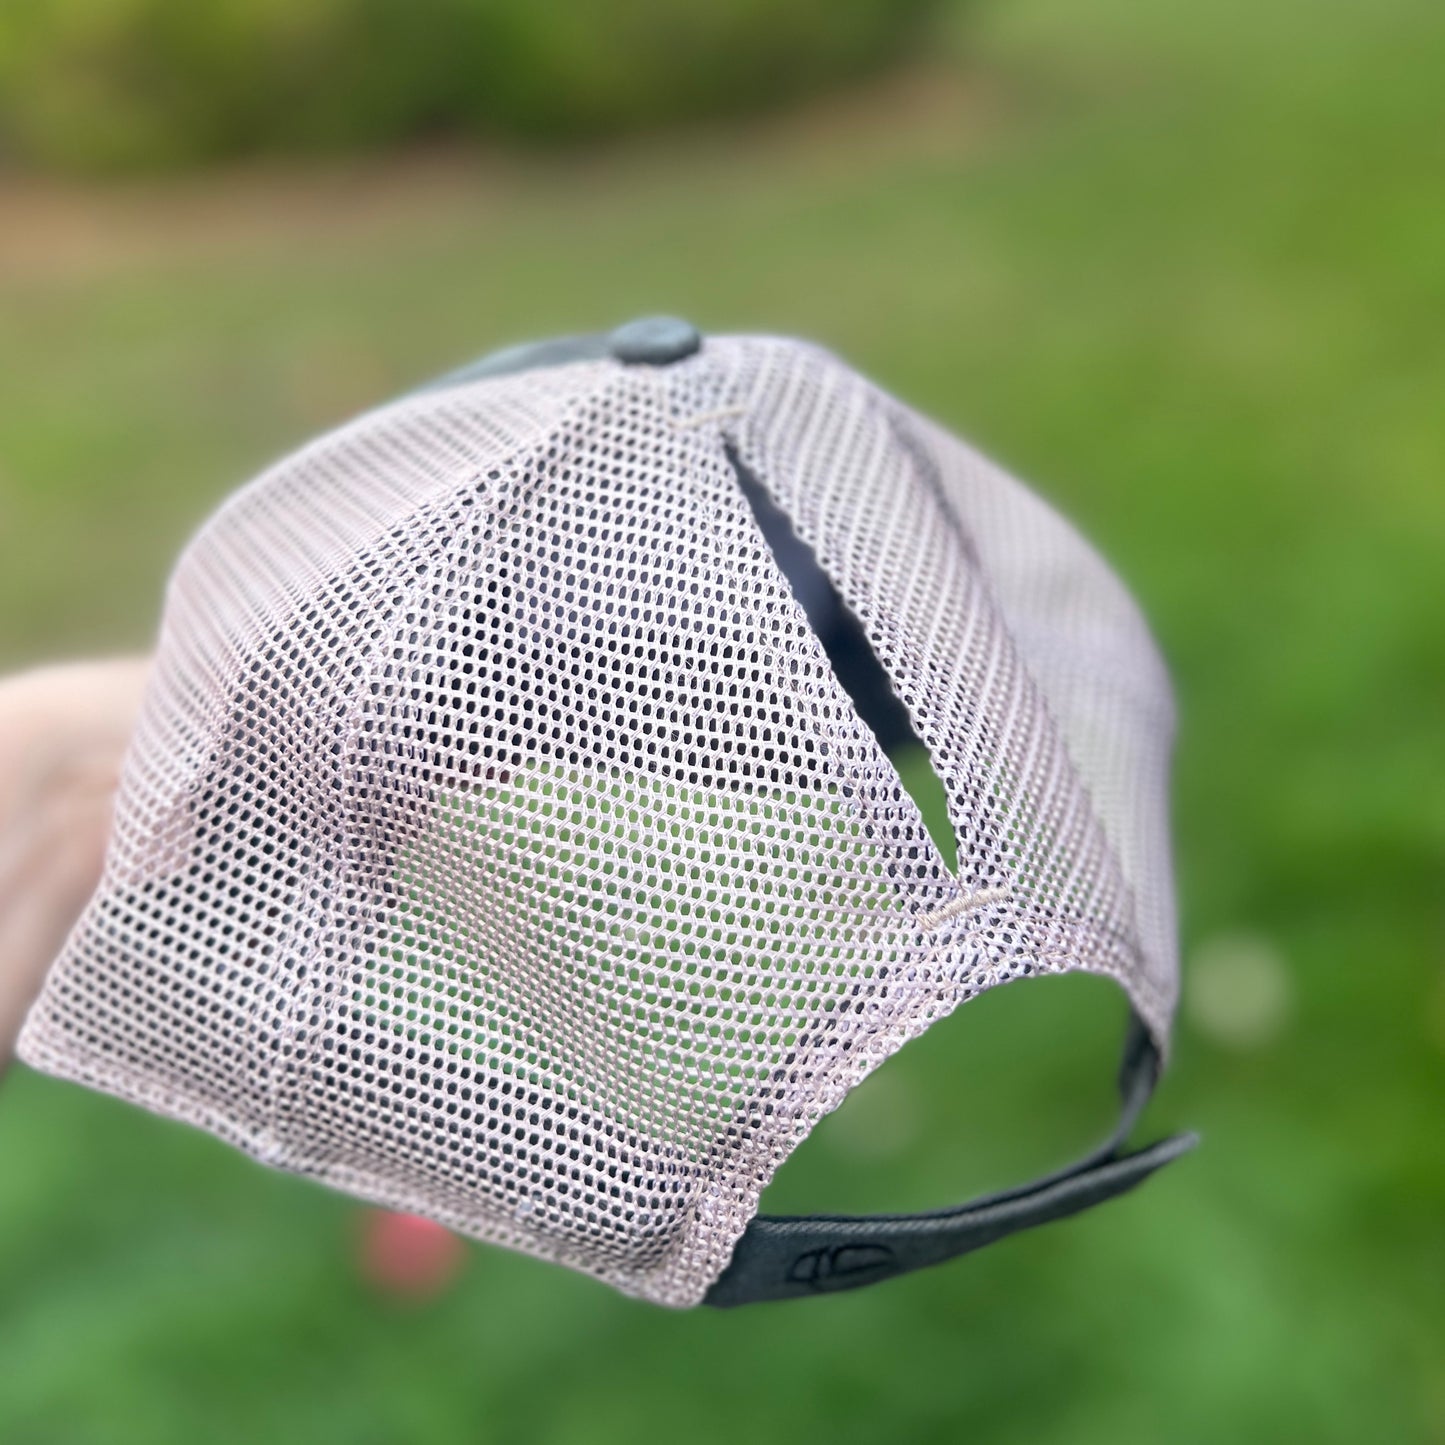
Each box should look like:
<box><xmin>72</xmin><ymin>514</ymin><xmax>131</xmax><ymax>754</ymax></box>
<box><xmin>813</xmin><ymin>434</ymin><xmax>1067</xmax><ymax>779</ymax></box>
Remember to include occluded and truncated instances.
<box><xmin>918</xmin><ymin>887</ymin><xmax>1012</xmax><ymax>930</ymax></box>
<box><xmin>671</xmin><ymin>404</ymin><xmax>750</xmax><ymax>431</ymax></box>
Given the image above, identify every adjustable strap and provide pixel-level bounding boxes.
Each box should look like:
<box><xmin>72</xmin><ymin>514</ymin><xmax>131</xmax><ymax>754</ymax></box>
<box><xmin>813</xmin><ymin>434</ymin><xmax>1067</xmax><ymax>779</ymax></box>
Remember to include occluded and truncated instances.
<box><xmin>703</xmin><ymin>1012</ymin><xmax>1197</xmax><ymax>1307</ymax></box>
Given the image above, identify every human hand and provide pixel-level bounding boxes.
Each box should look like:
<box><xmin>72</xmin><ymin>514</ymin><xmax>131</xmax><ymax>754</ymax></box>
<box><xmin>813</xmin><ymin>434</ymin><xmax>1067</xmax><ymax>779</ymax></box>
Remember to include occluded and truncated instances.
<box><xmin>0</xmin><ymin>658</ymin><xmax>150</xmax><ymax>1072</ymax></box>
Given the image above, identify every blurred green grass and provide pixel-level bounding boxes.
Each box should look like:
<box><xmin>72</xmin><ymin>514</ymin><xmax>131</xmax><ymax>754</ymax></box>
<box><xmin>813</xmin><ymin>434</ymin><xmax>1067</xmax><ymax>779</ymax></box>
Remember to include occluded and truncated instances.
<box><xmin>0</xmin><ymin>0</ymin><xmax>938</xmax><ymax>170</ymax></box>
<box><xmin>1</xmin><ymin>0</ymin><xmax>1442</xmax><ymax>1441</ymax></box>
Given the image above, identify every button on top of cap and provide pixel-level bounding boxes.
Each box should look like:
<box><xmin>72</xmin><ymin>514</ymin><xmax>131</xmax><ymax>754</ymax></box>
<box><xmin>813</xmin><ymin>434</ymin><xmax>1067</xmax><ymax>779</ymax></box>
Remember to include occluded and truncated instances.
<box><xmin>607</xmin><ymin>316</ymin><xmax>702</xmax><ymax>366</ymax></box>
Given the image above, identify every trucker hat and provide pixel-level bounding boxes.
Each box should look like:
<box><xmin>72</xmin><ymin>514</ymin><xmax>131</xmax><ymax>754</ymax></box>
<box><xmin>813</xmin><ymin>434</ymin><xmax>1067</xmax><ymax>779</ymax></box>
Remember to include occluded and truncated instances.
<box><xmin>19</xmin><ymin>318</ymin><xmax>1195</xmax><ymax>1308</ymax></box>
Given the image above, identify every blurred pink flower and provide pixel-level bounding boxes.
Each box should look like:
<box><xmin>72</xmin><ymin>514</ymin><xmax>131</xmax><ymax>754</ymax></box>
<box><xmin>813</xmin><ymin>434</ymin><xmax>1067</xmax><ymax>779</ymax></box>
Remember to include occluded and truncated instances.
<box><xmin>358</xmin><ymin>1210</ymin><xmax>465</xmax><ymax>1300</ymax></box>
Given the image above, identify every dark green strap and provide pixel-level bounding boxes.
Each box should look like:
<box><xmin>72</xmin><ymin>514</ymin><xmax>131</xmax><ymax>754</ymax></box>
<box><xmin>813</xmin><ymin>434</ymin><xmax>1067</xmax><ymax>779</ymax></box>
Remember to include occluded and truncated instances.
<box><xmin>704</xmin><ymin>1014</ymin><xmax>1197</xmax><ymax>1307</ymax></box>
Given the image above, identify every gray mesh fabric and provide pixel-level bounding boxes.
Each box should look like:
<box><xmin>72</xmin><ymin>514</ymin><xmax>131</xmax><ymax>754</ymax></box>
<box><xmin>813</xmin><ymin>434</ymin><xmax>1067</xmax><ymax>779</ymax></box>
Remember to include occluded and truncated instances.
<box><xmin>19</xmin><ymin>334</ymin><xmax>1177</xmax><ymax>1307</ymax></box>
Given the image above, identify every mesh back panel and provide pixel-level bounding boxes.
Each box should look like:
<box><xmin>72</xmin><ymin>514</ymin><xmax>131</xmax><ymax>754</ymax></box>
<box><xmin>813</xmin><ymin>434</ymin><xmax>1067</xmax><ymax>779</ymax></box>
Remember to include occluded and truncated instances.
<box><xmin>20</xmin><ymin>336</ymin><xmax>1177</xmax><ymax>1306</ymax></box>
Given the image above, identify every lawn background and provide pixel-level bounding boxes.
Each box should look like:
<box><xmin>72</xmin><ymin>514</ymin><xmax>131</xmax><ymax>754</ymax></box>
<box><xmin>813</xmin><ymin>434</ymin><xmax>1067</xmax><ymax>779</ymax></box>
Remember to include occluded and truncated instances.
<box><xmin>2</xmin><ymin>0</ymin><xmax>1442</xmax><ymax>1440</ymax></box>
